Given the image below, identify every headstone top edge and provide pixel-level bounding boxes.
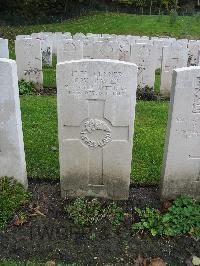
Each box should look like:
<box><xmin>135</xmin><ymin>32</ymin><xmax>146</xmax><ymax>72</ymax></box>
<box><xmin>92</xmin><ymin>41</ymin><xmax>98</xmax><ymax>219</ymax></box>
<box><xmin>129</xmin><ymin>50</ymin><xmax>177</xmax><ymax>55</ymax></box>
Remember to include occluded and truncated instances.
<box><xmin>0</xmin><ymin>58</ymin><xmax>16</xmax><ymax>65</ymax></box>
<box><xmin>57</xmin><ymin>59</ymin><xmax>138</xmax><ymax>68</ymax></box>
<box><xmin>174</xmin><ymin>66</ymin><xmax>200</xmax><ymax>73</ymax></box>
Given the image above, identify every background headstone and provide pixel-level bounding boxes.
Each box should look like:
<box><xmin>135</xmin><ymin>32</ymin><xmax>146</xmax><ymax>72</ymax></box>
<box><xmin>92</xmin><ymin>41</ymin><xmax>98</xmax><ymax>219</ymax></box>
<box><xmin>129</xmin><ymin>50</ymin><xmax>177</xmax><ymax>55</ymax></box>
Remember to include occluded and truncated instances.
<box><xmin>161</xmin><ymin>66</ymin><xmax>200</xmax><ymax>200</ymax></box>
<box><xmin>188</xmin><ymin>40</ymin><xmax>200</xmax><ymax>66</ymax></box>
<box><xmin>0</xmin><ymin>38</ymin><xmax>9</xmax><ymax>58</ymax></box>
<box><xmin>93</xmin><ymin>40</ymin><xmax>119</xmax><ymax>60</ymax></box>
<box><xmin>57</xmin><ymin>59</ymin><xmax>138</xmax><ymax>200</ymax></box>
<box><xmin>15</xmin><ymin>38</ymin><xmax>43</xmax><ymax>86</ymax></box>
<box><xmin>160</xmin><ymin>45</ymin><xmax>188</xmax><ymax>97</ymax></box>
<box><xmin>130</xmin><ymin>43</ymin><xmax>156</xmax><ymax>89</ymax></box>
<box><xmin>0</xmin><ymin>59</ymin><xmax>27</xmax><ymax>187</ymax></box>
<box><xmin>57</xmin><ymin>39</ymin><xmax>83</xmax><ymax>63</ymax></box>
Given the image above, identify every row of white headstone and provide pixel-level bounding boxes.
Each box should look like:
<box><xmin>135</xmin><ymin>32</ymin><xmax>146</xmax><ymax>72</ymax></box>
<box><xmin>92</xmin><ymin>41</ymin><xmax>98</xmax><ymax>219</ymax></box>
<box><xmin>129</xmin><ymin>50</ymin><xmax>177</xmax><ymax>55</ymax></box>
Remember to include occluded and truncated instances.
<box><xmin>0</xmin><ymin>57</ymin><xmax>199</xmax><ymax>200</ymax></box>
<box><xmin>1</xmin><ymin>32</ymin><xmax>200</xmax><ymax>97</ymax></box>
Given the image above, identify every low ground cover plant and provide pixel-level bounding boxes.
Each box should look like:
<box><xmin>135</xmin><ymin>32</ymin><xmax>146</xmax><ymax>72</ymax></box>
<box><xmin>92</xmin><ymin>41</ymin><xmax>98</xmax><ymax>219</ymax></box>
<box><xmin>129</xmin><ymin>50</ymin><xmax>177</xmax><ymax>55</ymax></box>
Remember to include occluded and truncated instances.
<box><xmin>65</xmin><ymin>198</ymin><xmax>124</xmax><ymax>227</ymax></box>
<box><xmin>18</xmin><ymin>80</ymin><xmax>34</xmax><ymax>95</ymax></box>
<box><xmin>66</xmin><ymin>196</ymin><xmax>200</xmax><ymax>240</ymax></box>
<box><xmin>132</xmin><ymin>196</ymin><xmax>200</xmax><ymax>240</ymax></box>
<box><xmin>0</xmin><ymin>177</ymin><xmax>31</xmax><ymax>229</ymax></box>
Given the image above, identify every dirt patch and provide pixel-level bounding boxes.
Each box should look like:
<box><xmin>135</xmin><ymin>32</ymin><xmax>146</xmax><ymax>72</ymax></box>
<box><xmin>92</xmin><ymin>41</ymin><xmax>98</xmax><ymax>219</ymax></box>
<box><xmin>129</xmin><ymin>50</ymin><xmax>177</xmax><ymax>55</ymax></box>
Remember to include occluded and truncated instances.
<box><xmin>0</xmin><ymin>180</ymin><xmax>199</xmax><ymax>265</ymax></box>
<box><xmin>33</xmin><ymin>87</ymin><xmax>57</xmax><ymax>96</ymax></box>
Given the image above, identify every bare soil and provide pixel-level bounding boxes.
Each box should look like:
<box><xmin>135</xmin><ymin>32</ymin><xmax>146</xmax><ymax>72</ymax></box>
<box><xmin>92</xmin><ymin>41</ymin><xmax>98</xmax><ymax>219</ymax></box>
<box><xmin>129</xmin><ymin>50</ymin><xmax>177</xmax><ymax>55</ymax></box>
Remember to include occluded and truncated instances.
<box><xmin>0</xmin><ymin>180</ymin><xmax>199</xmax><ymax>265</ymax></box>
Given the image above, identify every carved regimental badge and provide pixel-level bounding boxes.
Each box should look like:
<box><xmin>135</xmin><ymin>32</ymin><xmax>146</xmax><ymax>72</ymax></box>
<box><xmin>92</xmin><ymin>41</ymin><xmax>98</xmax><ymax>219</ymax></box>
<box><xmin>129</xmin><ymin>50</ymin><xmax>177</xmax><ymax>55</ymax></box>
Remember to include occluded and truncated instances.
<box><xmin>80</xmin><ymin>118</ymin><xmax>112</xmax><ymax>148</ymax></box>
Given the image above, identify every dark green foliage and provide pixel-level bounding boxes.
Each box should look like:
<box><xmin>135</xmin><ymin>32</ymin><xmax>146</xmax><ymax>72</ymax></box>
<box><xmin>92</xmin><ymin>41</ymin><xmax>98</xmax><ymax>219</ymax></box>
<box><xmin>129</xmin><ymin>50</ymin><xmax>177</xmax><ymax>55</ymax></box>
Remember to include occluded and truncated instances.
<box><xmin>136</xmin><ymin>86</ymin><xmax>157</xmax><ymax>101</ymax></box>
<box><xmin>0</xmin><ymin>177</ymin><xmax>31</xmax><ymax>229</ymax></box>
<box><xmin>65</xmin><ymin>198</ymin><xmax>124</xmax><ymax>227</ymax></box>
<box><xmin>18</xmin><ymin>80</ymin><xmax>34</xmax><ymax>95</ymax></box>
<box><xmin>132</xmin><ymin>196</ymin><xmax>200</xmax><ymax>239</ymax></box>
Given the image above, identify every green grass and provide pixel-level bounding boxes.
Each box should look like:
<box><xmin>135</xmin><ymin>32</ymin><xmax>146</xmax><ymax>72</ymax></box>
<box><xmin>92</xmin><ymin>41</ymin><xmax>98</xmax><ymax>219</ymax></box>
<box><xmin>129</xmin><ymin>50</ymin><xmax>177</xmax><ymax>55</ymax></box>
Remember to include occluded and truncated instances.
<box><xmin>43</xmin><ymin>56</ymin><xmax>57</xmax><ymax>88</ymax></box>
<box><xmin>132</xmin><ymin>101</ymin><xmax>168</xmax><ymax>184</ymax></box>
<box><xmin>20</xmin><ymin>96</ymin><xmax>168</xmax><ymax>184</ymax></box>
<box><xmin>1</xmin><ymin>13</ymin><xmax>200</xmax><ymax>44</ymax></box>
<box><xmin>0</xmin><ymin>177</ymin><xmax>30</xmax><ymax>230</ymax></box>
<box><xmin>21</xmin><ymin>96</ymin><xmax>59</xmax><ymax>179</ymax></box>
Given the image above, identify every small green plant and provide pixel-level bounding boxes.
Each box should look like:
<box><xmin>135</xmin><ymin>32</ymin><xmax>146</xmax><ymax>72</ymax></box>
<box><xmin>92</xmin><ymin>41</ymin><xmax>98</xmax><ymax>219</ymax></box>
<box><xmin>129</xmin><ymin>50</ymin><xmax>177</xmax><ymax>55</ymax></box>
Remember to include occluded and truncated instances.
<box><xmin>132</xmin><ymin>196</ymin><xmax>200</xmax><ymax>239</ymax></box>
<box><xmin>106</xmin><ymin>203</ymin><xmax>124</xmax><ymax>226</ymax></box>
<box><xmin>65</xmin><ymin>198</ymin><xmax>103</xmax><ymax>226</ymax></box>
<box><xmin>89</xmin><ymin>233</ymin><xmax>96</xmax><ymax>241</ymax></box>
<box><xmin>0</xmin><ymin>177</ymin><xmax>31</xmax><ymax>229</ymax></box>
<box><xmin>65</xmin><ymin>198</ymin><xmax>125</xmax><ymax>227</ymax></box>
<box><xmin>18</xmin><ymin>80</ymin><xmax>34</xmax><ymax>95</ymax></box>
<box><xmin>169</xmin><ymin>9</ymin><xmax>178</xmax><ymax>25</ymax></box>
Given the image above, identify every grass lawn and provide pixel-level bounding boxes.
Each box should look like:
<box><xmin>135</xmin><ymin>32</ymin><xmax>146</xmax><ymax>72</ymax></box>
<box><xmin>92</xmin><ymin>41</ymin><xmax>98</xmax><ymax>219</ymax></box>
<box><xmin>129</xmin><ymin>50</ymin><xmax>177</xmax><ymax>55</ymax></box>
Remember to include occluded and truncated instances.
<box><xmin>20</xmin><ymin>96</ymin><xmax>168</xmax><ymax>184</ymax></box>
<box><xmin>1</xmin><ymin>13</ymin><xmax>200</xmax><ymax>44</ymax></box>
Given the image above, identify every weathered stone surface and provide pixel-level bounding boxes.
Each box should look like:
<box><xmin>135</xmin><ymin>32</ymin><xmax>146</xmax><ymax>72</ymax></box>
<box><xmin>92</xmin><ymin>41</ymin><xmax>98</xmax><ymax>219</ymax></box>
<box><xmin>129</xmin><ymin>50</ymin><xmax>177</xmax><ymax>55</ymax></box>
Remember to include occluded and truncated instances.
<box><xmin>117</xmin><ymin>37</ymin><xmax>131</xmax><ymax>62</ymax></box>
<box><xmin>52</xmin><ymin>32</ymin><xmax>63</xmax><ymax>55</ymax></box>
<box><xmin>41</xmin><ymin>38</ymin><xmax>52</xmax><ymax>66</ymax></box>
<box><xmin>16</xmin><ymin>35</ymin><xmax>31</xmax><ymax>40</ymax></box>
<box><xmin>57</xmin><ymin>39</ymin><xmax>83</xmax><ymax>63</ymax></box>
<box><xmin>188</xmin><ymin>40</ymin><xmax>200</xmax><ymax>66</ymax></box>
<box><xmin>161</xmin><ymin>66</ymin><xmax>200</xmax><ymax>200</ymax></box>
<box><xmin>160</xmin><ymin>45</ymin><xmax>188</xmax><ymax>97</ymax></box>
<box><xmin>153</xmin><ymin>40</ymin><xmax>170</xmax><ymax>69</ymax></box>
<box><xmin>198</xmin><ymin>50</ymin><xmax>200</xmax><ymax>66</ymax></box>
<box><xmin>73</xmin><ymin>33</ymin><xmax>86</xmax><ymax>41</ymax></box>
<box><xmin>0</xmin><ymin>59</ymin><xmax>27</xmax><ymax>187</ymax></box>
<box><xmin>130</xmin><ymin>43</ymin><xmax>156</xmax><ymax>89</ymax></box>
<box><xmin>15</xmin><ymin>38</ymin><xmax>43</xmax><ymax>85</ymax></box>
<box><xmin>0</xmin><ymin>38</ymin><xmax>9</xmax><ymax>58</ymax></box>
<box><xmin>93</xmin><ymin>40</ymin><xmax>119</xmax><ymax>60</ymax></box>
<box><xmin>57</xmin><ymin>59</ymin><xmax>138</xmax><ymax>200</ymax></box>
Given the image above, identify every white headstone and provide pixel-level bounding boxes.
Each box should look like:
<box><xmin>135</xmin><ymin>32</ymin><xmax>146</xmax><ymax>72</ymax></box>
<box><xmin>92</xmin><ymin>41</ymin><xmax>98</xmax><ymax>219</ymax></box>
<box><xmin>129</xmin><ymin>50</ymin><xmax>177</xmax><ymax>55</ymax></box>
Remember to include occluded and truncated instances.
<box><xmin>188</xmin><ymin>40</ymin><xmax>200</xmax><ymax>66</ymax></box>
<box><xmin>73</xmin><ymin>33</ymin><xmax>86</xmax><ymax>41</ymax></box>
<box><xmin>57</xmin><ymin>59</ymin><xmax>138</xmax><ymax>200</ymax></box>
<box><xmin>0</xmin><ymin>59</ymin><xmax>27</xmax><ymax>187</ymax></box>
<box><xmin>161</xmin><ymin>66</ymin><xmax>200</xmax><ymax>200</ymax></box>
<box><xmin>153</xmin><ymin>40</ymin><xmax>170</xmax><ymax>69</ymax></box>
<box><xmin>41</xmin><ymin>38</ymin><xmax>53</xmax><ymax>66</ymax></box>
<box><xmin>198</xmin><ymin>50</ymin><xmax>200</xmax><ymax>66</ymax></box>
<box><xmin>130</xmin><ymin>43</ymin><xmax>156</xmax><ymax>89</ymax></box>
<box><xmin>0</xmin><ymin>38</ymin><xmax>9</xmax><ymax>58</ymax></box>
<box><xmin>16</xmin><ymin>35</ymin><xmax>32</xmax><ymax>40</ymax></box>
<box><xmin>160</xmin><ymin>45</ymin><xmax>188</xmax><ymax>97</ymax></box>
<box><xmin>52</xmin><ymin>32</ymin><xmax>63</xmax><ymax>55</ymax></box>
<box><xmin>83</xmin><ymin>38</ymin><xmax>96</xmax><ymax>59</ymax></box>
<box><xmin>118</xmin><ymin>38</ymin><xmax>131</xmax><ymax>62</ymax></box>
<box><xmin>93</xmin><ymin>40</ymin><xmax>119</xmax><ymax>60</ymax></box>
<box><xmin>15</xmin><ymin>38</ymin><xmax>43</xmax><ymax>86</ymax></box>
<box><xmin>57</xmin><ymin>39</ymin><xmax>83</xmax><ymax>63</ymax></box>
<box><xmin>31</xmin><ymin>33</ymin><xmax>53</xmax><ymax>66</ymax></box>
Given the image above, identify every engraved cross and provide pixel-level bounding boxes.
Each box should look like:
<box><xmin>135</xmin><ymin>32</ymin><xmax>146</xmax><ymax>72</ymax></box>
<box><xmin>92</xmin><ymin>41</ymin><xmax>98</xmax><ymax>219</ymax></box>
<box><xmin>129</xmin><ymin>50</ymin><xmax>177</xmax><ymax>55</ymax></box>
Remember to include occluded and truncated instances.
<box><xmin>63</xmin><ymin>99</ymin><xmax>129</xmax><ymax>187</ymax></box>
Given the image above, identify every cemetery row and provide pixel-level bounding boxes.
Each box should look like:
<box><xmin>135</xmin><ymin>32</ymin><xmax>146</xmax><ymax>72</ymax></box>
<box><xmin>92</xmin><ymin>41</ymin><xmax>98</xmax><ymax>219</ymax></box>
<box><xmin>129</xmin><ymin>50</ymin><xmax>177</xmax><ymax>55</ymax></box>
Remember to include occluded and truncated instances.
<box><xmin>0</xmin><ymin>57</ymin><xmax>200</xmax><ymax>201</ymax></box>
<box><xmin>1</xmin><ymin>33</ymin><xmax>200</xmax><ymax>96</ymax></box>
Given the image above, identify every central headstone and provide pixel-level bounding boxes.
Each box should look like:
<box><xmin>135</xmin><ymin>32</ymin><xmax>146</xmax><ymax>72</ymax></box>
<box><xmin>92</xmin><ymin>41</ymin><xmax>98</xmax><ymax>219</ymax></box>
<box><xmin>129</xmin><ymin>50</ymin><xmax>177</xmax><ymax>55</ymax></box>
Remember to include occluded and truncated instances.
<box><xmin>57</xmin><ymin>59</ymin><xmax>137</xmax><ymax>200</ymax></box>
